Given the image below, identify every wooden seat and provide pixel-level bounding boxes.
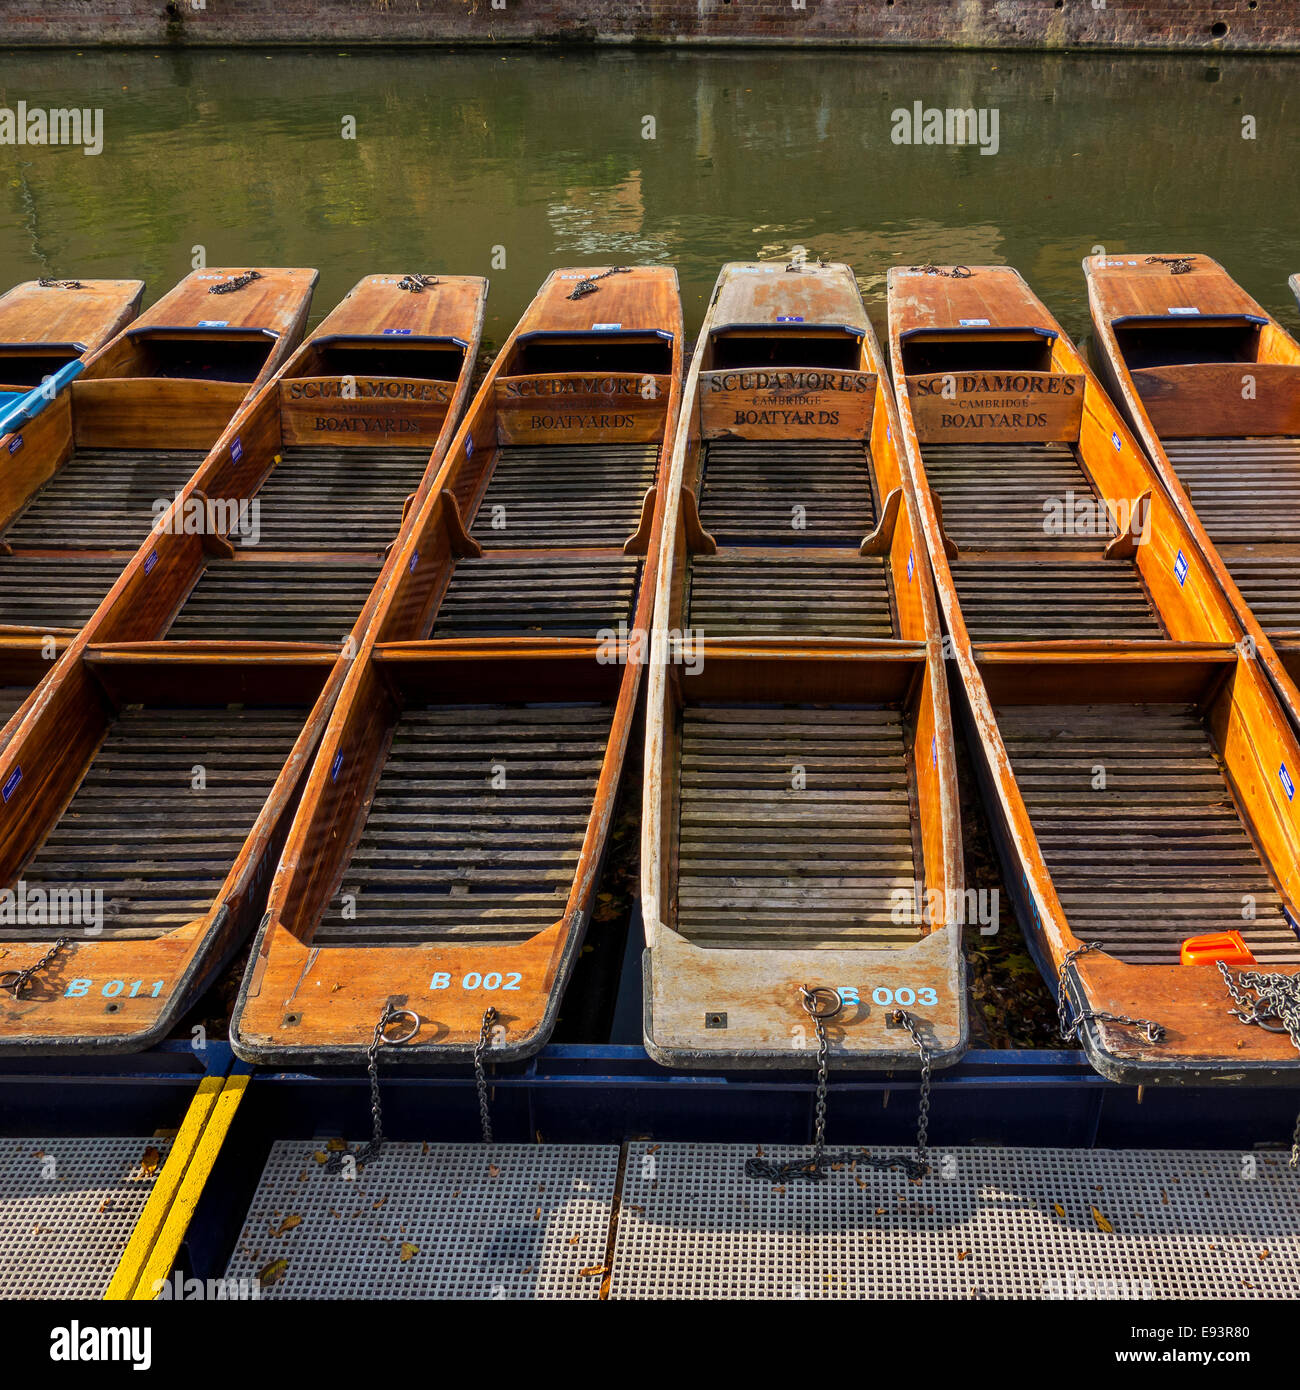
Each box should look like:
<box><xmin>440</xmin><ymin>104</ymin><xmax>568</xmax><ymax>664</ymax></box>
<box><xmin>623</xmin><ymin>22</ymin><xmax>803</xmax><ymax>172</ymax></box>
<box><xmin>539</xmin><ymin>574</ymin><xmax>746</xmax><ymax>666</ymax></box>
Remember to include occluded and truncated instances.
<box><xmin>317</xmin><ymin>703</ymin><xmax>614</xmax><ymax>947</ymax></box>
<box><xmin>673</xmin><ymin>705</ymin><xmax>924</xmax><ymax>950</ymax></box>
<box><xmin>0</xmin><ymin>556</ymin><xmax>133</xmax><ymax>630</ymax></box>
<box><xmin>431</xmin><ymin>556</ymin><xmax>640</xmax><ymax>639</ymax></box>
<box><xmin>952</xmin><ymin>560</ymin><xmax>1165</xmax><ymax>642</ymax></box>
<box><xmin>997</xmin><ymin>702</ymin><xmax>1299</xmax><ymax>965</ymax></box>
<box><xmin>687</xmin><ymin>555</ymin><xmax>895</xmax><ymax>638</ymax></box>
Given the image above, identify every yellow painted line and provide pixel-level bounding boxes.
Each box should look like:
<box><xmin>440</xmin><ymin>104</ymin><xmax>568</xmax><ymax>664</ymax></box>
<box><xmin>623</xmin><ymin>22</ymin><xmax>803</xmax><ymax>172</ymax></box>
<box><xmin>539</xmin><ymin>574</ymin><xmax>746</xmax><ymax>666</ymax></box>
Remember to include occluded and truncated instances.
<box><xmin>131</xmin><ymin>1072</ymin><xmax>251</xmax><ymax>1300</ymax></box>
<box><xmin>103</xmin><ymin>1073</ymin><xmax>224</xmax><ymax>1301</ymax></box>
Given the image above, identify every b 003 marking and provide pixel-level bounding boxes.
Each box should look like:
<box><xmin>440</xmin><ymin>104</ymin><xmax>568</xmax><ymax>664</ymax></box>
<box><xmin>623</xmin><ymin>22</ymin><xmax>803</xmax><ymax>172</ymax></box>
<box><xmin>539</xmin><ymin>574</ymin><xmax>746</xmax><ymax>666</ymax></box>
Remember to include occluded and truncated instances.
<box><xmin>838</xmin><ymin>985</ymin><xmax>939</xmax><ymax>1008</ymax></box>
<box><xmin>64</xmin><ymin>978</ymin><xmax>165</xmax><ymax>999</ymax></box>
<box><xmin>429</xmin><ymin>971</ymin><xmax>522</xmax><ymax>992</ymax></box>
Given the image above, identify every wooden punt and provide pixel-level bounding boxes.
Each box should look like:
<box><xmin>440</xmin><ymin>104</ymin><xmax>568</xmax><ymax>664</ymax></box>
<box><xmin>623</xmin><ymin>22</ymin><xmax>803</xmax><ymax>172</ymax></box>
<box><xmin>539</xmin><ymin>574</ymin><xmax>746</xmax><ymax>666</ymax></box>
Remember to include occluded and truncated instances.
<box><xmin>0</xmin><ymin>273</ymin><xmax>484</xmax><ymax>1055</ymax></box>
<box><xmin>1292</xmin><ymin>273</ymin><xmax>1300</xmax><ymax>310</ymax></box>
<box><xmin>889</xmin><ymin>264</ymin><xmax>1300</xmax><ymax>1084</ymax></box>
<box><xmin>230</xmin><ymin>266</ymin><xmax>682</xmax><ymax>1064</ymax></box>
<box><xmin>640</xmin><ymin>261</ymin><xmax>965</xmax><ymax>1070</ymax></box>
<box><xmin>0</xmin><ymin>277</ymin><xmax>143</xmax><ymax>398</ymax></box>
<box><xmin>1085</xmin><ymin>253</ymin><xmax>1300</xmax><ymax>726</ymax></box>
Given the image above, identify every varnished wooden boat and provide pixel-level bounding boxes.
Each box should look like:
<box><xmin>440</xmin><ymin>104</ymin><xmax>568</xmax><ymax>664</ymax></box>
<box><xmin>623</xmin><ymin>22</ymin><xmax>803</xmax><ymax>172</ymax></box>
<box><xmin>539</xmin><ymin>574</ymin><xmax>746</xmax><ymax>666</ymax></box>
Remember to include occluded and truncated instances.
<box><xmin>640</xmin><ymin>260</ymin><xmax>965</xmax><ymax>1069</ymax></box>
<box><xmin>1291</xmin><ymin>273</ymin><xmax>1300</xmax><ymax>310</ymax></box>
<box><xmin>1085</xmin><ymin>253</ymin><xmax>1300</xmax><ymax>723</ymax></box>
<box><xmin>0</xmin><ymin>277</ymin><xmax>143</xmax><ymax>403</ymax></box>
<box><xmin>889</xmin><ymin>264</ymin><xmax>1300</xmax><ymax>1084</ymax></box>
<box><xmin>0</xmin><ymin>278</ymin><xmax>144</xmax><ymax>738</ymax></box>
<box><xmin>231</xmin><ymin>266</ymin><xmax>682</xmax><ymax>1065</ymax></box>
<box><xmin>0</xmin><ymin>273</ymin><xmax>484</xmax><ymax>1054</ymax></box>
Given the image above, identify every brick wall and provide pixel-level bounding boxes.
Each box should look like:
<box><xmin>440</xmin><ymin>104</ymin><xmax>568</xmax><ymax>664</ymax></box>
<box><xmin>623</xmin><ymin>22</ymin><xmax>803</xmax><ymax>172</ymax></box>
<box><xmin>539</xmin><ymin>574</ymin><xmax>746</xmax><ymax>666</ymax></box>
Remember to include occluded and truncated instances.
<box><xmin>3</xmin><ymin>0</ymin><xmax>1297</xmax><ymax>53</ymax></box>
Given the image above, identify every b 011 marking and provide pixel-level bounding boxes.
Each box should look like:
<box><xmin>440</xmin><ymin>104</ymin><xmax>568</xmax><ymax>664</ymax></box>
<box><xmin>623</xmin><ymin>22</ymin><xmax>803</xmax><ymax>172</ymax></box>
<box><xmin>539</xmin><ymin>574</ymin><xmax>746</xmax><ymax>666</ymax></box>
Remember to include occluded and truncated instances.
<box><xmin>429</xmin><ymin>971</ymin><xmax>522</xmax><ymax>992</ymax></box>
<box><xmin>64</xmin><ymin>978</ymin><xmax>165</xmax><ymax>999</ymax></box>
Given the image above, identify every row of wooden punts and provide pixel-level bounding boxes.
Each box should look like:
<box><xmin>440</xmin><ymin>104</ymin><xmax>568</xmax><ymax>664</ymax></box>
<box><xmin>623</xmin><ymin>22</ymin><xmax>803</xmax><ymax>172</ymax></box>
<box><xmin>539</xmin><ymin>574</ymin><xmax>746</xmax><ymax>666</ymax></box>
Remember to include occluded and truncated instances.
<box><xmin>0</xmin><ymin>257</ymin><xmax>1297</xmax><ymax>1093</ymax></box>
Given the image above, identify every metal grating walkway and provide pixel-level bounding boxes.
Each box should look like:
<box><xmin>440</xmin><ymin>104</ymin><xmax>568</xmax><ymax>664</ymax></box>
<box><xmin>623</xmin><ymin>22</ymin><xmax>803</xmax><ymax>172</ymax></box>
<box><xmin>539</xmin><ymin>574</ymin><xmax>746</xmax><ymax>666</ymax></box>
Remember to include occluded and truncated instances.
<box><xmin>0</xmin><ymin>1136</ymin><xmax>172</xmax><ymax>1299</ymax></box>
<box><xmin>220</xmin><ymin>1140</ymin><xmax>1300</xmax><ymax>1299</ymax></box>
<box><xmin>223</xmin><ymin>1142</ymin><xmax>618</xmax><ymax>1299</ymax></box>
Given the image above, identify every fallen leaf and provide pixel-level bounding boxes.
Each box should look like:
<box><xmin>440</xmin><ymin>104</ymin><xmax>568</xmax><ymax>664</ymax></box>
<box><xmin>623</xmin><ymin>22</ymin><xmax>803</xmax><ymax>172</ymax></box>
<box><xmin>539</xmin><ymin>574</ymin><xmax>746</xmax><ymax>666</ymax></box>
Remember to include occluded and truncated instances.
<box><xmin>140</xmin><ymin>1146</ymin><xmax>161</xmax><ymax>1175</ymax></box>
<box><xmin>566</xmin><ymin>1233</ymin><xmax>580</xmax><ymax>1246</ymax></box>
<box><xmin>325</xmin><ymin>1139</ymin><xmax>346</xmax><ymax>1152</ymax></box>
<box><xmin>399</xmin><ymin>1242</ymin><xmax>419</xmax><ymax>1263</ymax></box>
<box><xmin>270</xmin><ymin>1214</ymin><xmax>302</xmax><ymax>1237</ymax></box>
<box><xmin>1052</xmin><ymin>1202</ymin><xmax>1065</xmax><ymax>1219</ymax></box>
<box><xmin>1259</xmin><ymin>1249</ymin><xmax>1270</xmax><ymax>1260</ymax></box>
<box><xmin>257</xmin><ymin>1258</ymin><xmax>288</xmax><ymax>1288</ymax></box>
<box><xmin>578</xmin><ymin>1264</ymin><xmax>608</xmax><ymax>1277</ymax></box>
<box><xmin>372</xmin><ymin>1196</ymin><xmax>388</xmax><ymax>1210</ymax></box>
<box><xmin>957</xmin><ymin>1250</ymin><xmax>970</xmax><ymax>1261</ymax></box>
<box><xmin>1161</xmin><ymin>1189</ymin><xmax>1169</xmax><ymax>1205</ymax></box>
<box><xmin>1090</xmin><ymin>1206</ymin><xmax>1114</xmax><ymax>1233</ymax></box>
<box><xmin>488</xmin><ymin>1164</ymin><xmax>501</xmax><ymax>1179</ymax></box>
<box><xmin>312</xmin><ymin>1152</ymin><xmax>329</xmax><ymax>1165</ymax></box>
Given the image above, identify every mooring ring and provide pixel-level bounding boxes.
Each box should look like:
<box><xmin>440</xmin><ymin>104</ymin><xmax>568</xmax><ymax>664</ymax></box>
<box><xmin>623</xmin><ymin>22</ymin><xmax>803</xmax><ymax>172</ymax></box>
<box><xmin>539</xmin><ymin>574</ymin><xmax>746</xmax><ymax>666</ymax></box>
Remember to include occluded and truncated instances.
<box><xmin>800</xmin><ymin>985</ymin><xmax>843</xmax><ymax>1020</ymax></box>
<box><xmin>379</xmin><ymin>1008</ymin><xmax>421</xmax><ymax>1046</ymax></box>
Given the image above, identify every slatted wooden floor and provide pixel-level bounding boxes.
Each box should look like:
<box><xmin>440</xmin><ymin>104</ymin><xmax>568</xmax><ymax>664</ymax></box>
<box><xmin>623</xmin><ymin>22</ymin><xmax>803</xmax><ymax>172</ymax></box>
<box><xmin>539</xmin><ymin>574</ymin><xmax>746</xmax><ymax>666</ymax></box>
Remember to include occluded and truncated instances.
<box><xmin>0</xmin><ymin>687</ymin><xmax>29</xmax><ymax>727</ymax></box>
<box><xmin>0</xmin><ymin>556</ymin><xmax>128</xmax><ymax>631</ymax></box>
<box><xmin>0</xmin><ymin>450</ymin><xmax>204</xmax><ymax>549</ymax></box>
<box><xmin>996</xmin><ymin>702</ymin><xmax>1300</xmax><ymax>964</ymax></box>
<box><xmin>3</xmin><ymin>707</ymin><xmax>305</xmax><ymax>942</ymax></box>
<box><xmin>673</xmin><ymin>705</ymin><xmax>924</xmax><ymax>950</ymax></box>
<box><xmin>698</xmin><ymin>440</ymin><xmax>873</xmax><ymax>545</ymax></box>
<box><xmin>922</xmin><ymin>443</ymin><xmax>1109</xmax><ymax>551</ymax></box>
<box><xmin>432</xmin><ymin>557</ymin><xmax>640</xmax><ymax>639</ymax></box>
<box><xmin>165</xmin><ymin>559</ymin><xmax>381</xmax><ymax>644</ymax></box>
<box><xmin>1164</xmin><ymin>437</ymin><xmax>1300</xmax><ymax>632</ymax></box>
<box><xmin>952</xmin><ymin>561</ymin><xmax>1165</xmax><ymax>643</ymax></box>
<box><xmin>237</xmin><ymin>446</ymin><xmax>431</xmax><ymax>551</ymax></box>
<box><xmin>686</xmin><ymin>555</ymin><xmax>895</xmax><ymax>639</ymax></box>
<box><xmin>471</xmin><ymin>445</ymin><xmax>657</xmax><ymax>549</ymax></box>
<box><xmin>318</xmin><ymin>704</ymin><xmax>614</xmax><ymax>946</ymax></box>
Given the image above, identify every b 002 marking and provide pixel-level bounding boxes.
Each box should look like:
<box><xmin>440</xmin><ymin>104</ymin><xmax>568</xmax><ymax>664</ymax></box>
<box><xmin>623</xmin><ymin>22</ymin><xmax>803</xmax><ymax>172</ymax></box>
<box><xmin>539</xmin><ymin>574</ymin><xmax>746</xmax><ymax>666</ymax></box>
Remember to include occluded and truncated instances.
<box><xmin>64</xmin><ymin>978</ymin><xmax>165</xmax><ymax>999</ymax></box>
<box><xmin>429</xmin><ymin>971</ymin><xmax>522</xmax><ymax>992</ymax></box>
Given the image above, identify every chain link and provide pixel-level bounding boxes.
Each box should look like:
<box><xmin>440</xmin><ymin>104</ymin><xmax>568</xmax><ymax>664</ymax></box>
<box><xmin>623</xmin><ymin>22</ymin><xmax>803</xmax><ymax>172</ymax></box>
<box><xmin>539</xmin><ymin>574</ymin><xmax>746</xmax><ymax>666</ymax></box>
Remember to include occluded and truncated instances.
<box><xmin>1057</xmin><ymin>941</ymin><xmax>1167</xmax><ymax>1045</ymax></box>
<box><xmin>1218</xmin><ymin>961</ymin><xmax>1300</xmax><ymax>1166</ymax></box>
<box><xmin>1144</xmin><ymin>255</ymin><xmax>1195</xmax><ymax>275</ymax></box>
<box><xmin>565</xmin><ymin>266</ymin><xmax>631</xmax><ymax>300</ymax></box>
<box><xmin>474</xmin><ymin>1006</ymin><xmax>499</xmax><ymax>1145</ymax></box>
<box><xmin>0</xmin><ymin>938</ymin><xmax>68</xmax><ymax>998</ymax></box>
<box><xmin>324</xmin><ymin>1002</ymin><xmax>418</xmax><ymax>1173</ymax></box>
<box><xmin>907</xmin><ymin>264</ymin><xmax>973</xmax><ymax>279</ymax></box>
<box><xmin>397</xmin><ymin>273</ymin><xmax>438</xmax><ymax>293</ymax></box>
<box><xmin>745</xmin><ymin>987</ymin><xmax>930</xmax><ymax>1184</ymax></box>
<box><xmin>37</xmin><ymin>278</ymin><xmax>83</xmax><ymax>290</ymax></box>
<box><xmin>208</xmin><ymin>269</ymin><xmax>263</xmax><ymax>296</ymax></box>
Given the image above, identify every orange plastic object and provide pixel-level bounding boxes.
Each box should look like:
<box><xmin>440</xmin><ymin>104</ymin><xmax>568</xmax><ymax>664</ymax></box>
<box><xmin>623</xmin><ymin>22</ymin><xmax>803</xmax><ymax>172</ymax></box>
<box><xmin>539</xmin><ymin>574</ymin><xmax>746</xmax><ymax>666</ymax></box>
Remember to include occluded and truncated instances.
<box><xmin>1180</xmin><ymin>931</ymin><xmax>1257</xmax><ymax>967</ymax></box>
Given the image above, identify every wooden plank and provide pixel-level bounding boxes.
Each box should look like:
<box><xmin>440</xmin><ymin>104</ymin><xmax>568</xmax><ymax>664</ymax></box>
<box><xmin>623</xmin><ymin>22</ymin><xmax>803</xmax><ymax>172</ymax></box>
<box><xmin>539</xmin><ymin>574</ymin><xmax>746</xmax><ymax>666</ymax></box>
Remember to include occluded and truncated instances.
<box><xmin>907</xmin><ymin>370</ymin><xmax>1085</xmax><ymax>443</ymax></box>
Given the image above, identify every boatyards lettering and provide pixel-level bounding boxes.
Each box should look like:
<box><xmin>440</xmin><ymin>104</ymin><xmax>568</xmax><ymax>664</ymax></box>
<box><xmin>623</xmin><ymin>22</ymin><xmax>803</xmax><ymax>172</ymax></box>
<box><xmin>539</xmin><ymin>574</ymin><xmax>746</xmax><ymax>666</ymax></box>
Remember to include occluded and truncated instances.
<box><xmin>0</xmin><ymin>103</ymin><xmax>104</xmax><ymax>157</ymax></box>
<box><xmin>528</xmin><ymin>412</ymin><xmax>635</xmax><ymax>431</ymax></box>
<box><xmin>890</xmin><ymin>102</ymin><xmax>1000</xmax><ymax>156</ymax></box>
<box><xmin>314</xmin><ymin>415</ymin><xmax>425</xmax><ymax>434</ymax></box>
<box><xmin>700</xmin><ymin>369</ymin><xmax>876</xmax><ymax>440</ymax></box>
<box><xmin>287</xmin><ymin>378</ymin><xmax>452</xmax><ymax>403</ymax></box>
<box><xmin>908</xmin><ymin>371</ymin><xmax>1084</xmax><ymax>443</ymax></box>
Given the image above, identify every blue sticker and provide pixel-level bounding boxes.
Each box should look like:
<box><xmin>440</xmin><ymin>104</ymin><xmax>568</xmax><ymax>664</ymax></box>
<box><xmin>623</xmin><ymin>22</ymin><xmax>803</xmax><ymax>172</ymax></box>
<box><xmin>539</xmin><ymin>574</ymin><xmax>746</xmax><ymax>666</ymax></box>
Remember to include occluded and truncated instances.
<box><xmin>144</xmin><ymin>549</ymin><xmax>158</xmax><ymax>576</ymax></box>
<box><xmin>1168</xmin><ymin>306</ymin><xmax>1200</xmax><ymax>316</ymax></box>
<box><xmin>197</xmin><ymin>319</ymin><xmax>228</xmax><ymax>328</ymax></box>
<box><xmin>465</xmin><ymin>437</ymin><xmax>474</xmax><ymax>459</ymax></box>
<box><xmin>1</xmin><ymin>766</ymin><xmax>20</xmax><ymax>803</ymax></box>
<box><xmin>231</xmin><ymin>437</ymin><xmax>242</xmax><ymax>463</ymax></box>
<box><xmin>776</xmin><ymin>315</ymin><xmax>805</xmax><ymax>323</ymax></box>
<box><xmin>1174</xmin><ymin>550</ymin><xmax>1188</xmax><ymax>586</ymax></box>
<box><xmin>959</xmin><ymin>318</ymin><xmax>990</xmax><ymax>327</ymax></box>
<box><xmin>330</xmin><ymin>751</ymin><xmax>344</xmax><ymax>783</ymax></box>
<box><xmin>1112</xmin><ymin>431</ymin><xmax>1122</xmax><ymax>452</ymax></box>
<box><xmin>886</xmin><ymin>425</ymin><xmax>891</xmax><ymax>441</ymax></box>
<box><xmin>409</xmin><ymin>549</ymin><xmax>419</xmax><ymax>573</ymax></box>
<box><xmin>931</xmin><ymin>734</ymin><xmax>937</xmax><ymax>767</ymax></box>
<box><xmin>907</xmin><ymin>549</ymin><xmax>915</xmax><ymax>582</ymax></box>
<box><xmin>592</xmin><ymin>322</ymin><xmax>622</xmax><ymax>331</ymax></box>
<box><xmin>1283</xmin><ymin>763</ymin><xmax>1296</xmax><ymax>802</ymax></box>
<box><xmin>383</xmin><ymin>327</ymin><xmax>412</xmax><ymax>335</ymax></box>
<box><xmin>8</xmin><ymin>434</ymin><xmax>21</xmax><ymax>454</ymax></box>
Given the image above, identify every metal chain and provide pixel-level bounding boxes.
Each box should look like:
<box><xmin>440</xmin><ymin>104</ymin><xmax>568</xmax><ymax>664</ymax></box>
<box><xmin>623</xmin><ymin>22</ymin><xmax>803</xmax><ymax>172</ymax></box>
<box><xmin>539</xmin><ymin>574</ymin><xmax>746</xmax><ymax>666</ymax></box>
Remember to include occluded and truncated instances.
<box><xmin>907</xmin><ymin>264</ymin><xmax>973</xmax><ymax>279</ymax></box>
<box><xmin>1057</xmin><ymin>941</ymin><xmax>1167</xmax><ymax>1045</ymax></box>
<box><xmin>208</xmin><ymin>269</ymin><xmax>263</xmax><ymax>295</ymax></box>
<box><xmin>1145</xmin><ymin>255</ymin><xmax>1194</xmax><ymax>275</ymax></box>
<box><xmin>1218</xmin><ymin>961</ymin><xmax>1300</xmax><ymax>1166</ymax></box>
<box><xmin>745</xmin><ymin>987</ymin><xmax>930</xmax><ymax>1184</ymax></box>
<box><xmin>0</xmin><ymin>938</ymin><xmax>68</xmax><ymax>998</ymax></box>
<box><xmin>565</xmin><ymin>266</ymin><xmax>631</xmax><ymax>300</ymax></box>
<box><xmin>397</xmin><ymin>273</ymin><xmax>438</xmax><ymax>293</ymax></box>
<box><xmin>474</xmin><ymin>1006</ymin><xmax>499</xmax><ymax>1144</ymax></box>
<box><xmin>37</xmin><ymin>278</ymin><xmax>83</xmax><ymax>290</ymax></box>
<box><xmin>324</xmin><ymin>1002</ymin><xmax>419</xmax><ymax>1173</ymax></box>
<box><xmin>892</xmin><ymin>1009</ymin><xmax>932</xmax><ymax>1173</ymax></box>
